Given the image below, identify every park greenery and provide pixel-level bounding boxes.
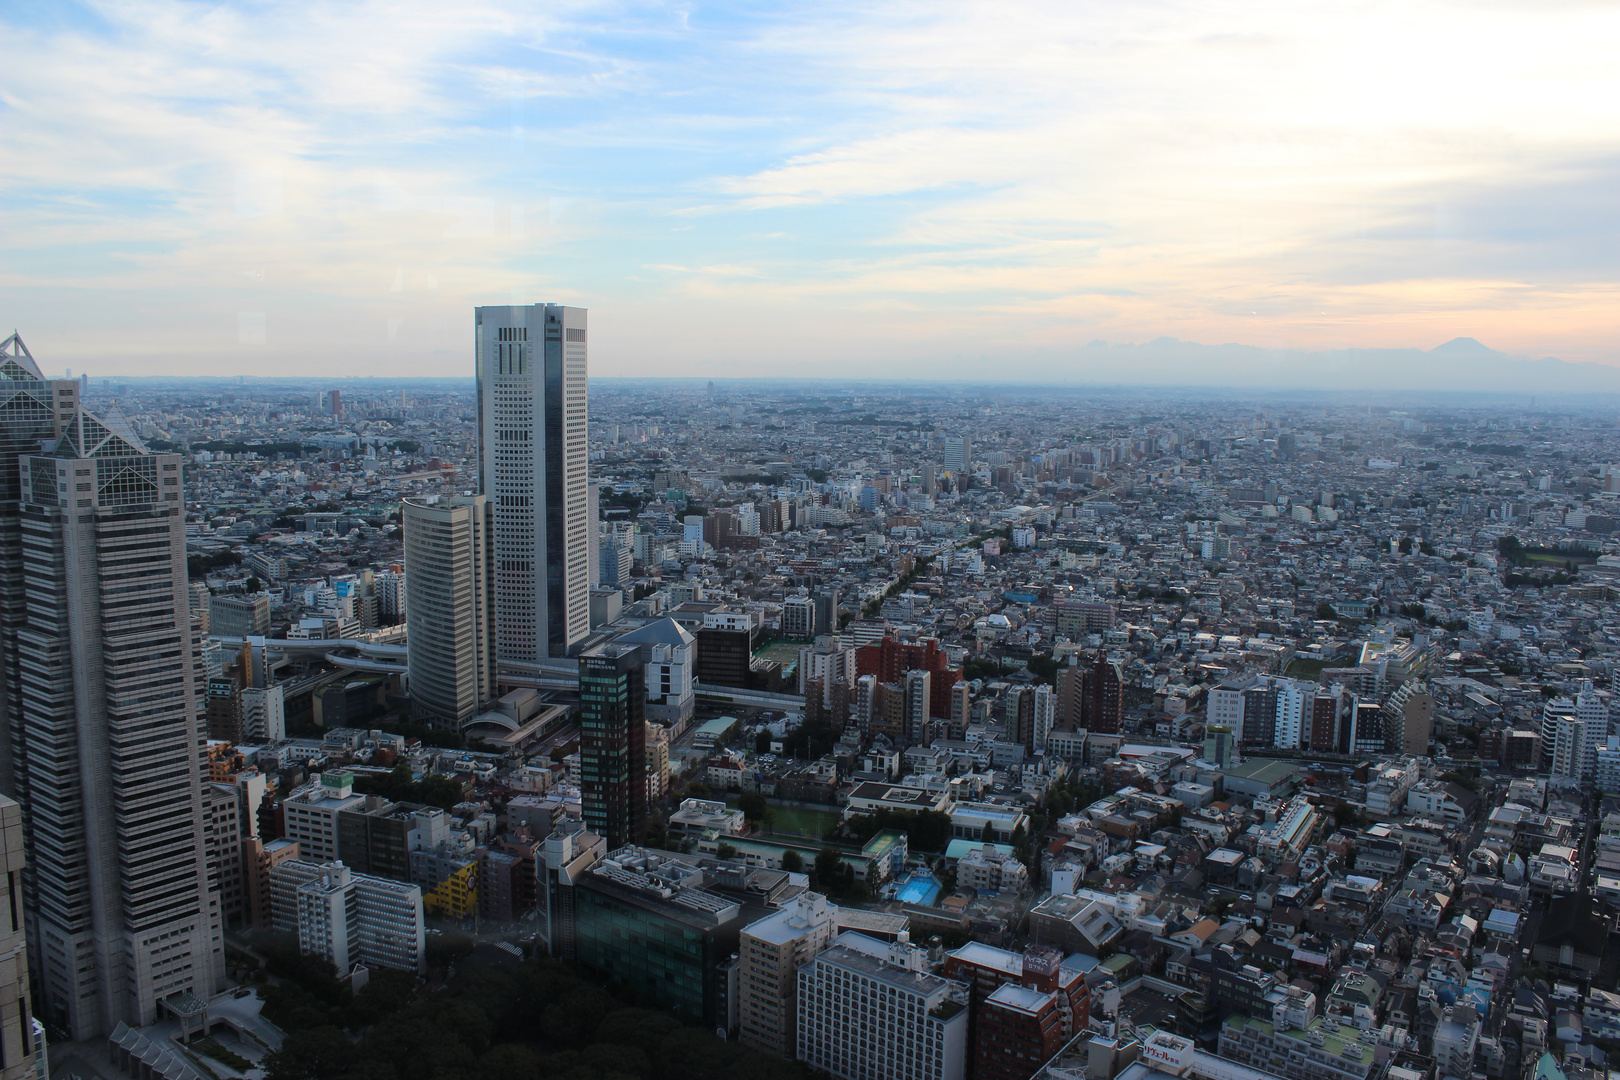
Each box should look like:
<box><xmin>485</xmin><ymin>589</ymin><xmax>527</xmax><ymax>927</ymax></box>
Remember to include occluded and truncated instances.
<box><xmin>260</xmin><ymin>938</ymin><xmax>805</xmax><ymax>1080</ymax></box>
<box><xmin>351</xmin><ymin>763</ymin><xmax>468</xmax><ymax>811</ymax></box>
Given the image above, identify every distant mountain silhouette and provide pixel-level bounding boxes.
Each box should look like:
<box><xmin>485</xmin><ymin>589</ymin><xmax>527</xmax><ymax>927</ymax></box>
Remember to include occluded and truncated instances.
<box><xmin>1051</xmin><ymin>337</ymin><xmax>1620</xmax><ymax>393</ymax></box>
<box><xmin>1429</xmin><ymin>337</ymin><xmax>1494</xmax><ymax>355</ymax></box>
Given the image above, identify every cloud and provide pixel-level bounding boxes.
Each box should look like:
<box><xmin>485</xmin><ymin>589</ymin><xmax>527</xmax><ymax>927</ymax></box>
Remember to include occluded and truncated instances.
<box><xmin>2</xmin><ymin>0</ymin><xmax>1619</xmax><ymax>375</ymax></box>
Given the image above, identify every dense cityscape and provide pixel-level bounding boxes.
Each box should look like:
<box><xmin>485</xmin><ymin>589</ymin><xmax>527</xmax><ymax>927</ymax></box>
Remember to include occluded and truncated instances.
<box><xmin>1</xmin><ymin>309</ymin><xmax>1618</xmax><ymax>1080</ymax></box>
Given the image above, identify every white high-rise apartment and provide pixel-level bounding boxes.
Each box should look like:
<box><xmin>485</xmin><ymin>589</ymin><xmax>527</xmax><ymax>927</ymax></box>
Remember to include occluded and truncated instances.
<box><xmin>1575</xmin><ymin>682</ymin><xmax>1610</xmax><ymax>780</ymax></box>
<box><xmin>476</xmin><ymin>304</ymin><xmax>590</xmax><ymax>665</ymax></box>
<box><xmin>943</xmin><ymin>435</ymin><xmax>972</xmax><ymax>474</ymax></box>
<box><xmin>272</xmin><ymin>860</ymin><xmax>426</xmax><ymax>975</ymax></box>
<box><xmin>15</xmin><ymin>407</ymin><xmax>222</xmax><ymax>1038</ymax></box>
<box><xmin>798</xmin><ymin>931</ymin><xmax>968</xmax><ymax>1080</ymax></box>
<box><xmin>403</xmin><ymin>495</ymin><xmax>494</xmax><ymax>726</ymax></box>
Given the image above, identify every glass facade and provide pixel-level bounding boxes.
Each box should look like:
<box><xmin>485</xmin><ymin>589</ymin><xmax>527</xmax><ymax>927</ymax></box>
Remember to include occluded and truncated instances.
<box><xmin>574</xmin><ymin>886</ymin><xmax>715</xmax><ymax>1022</ymax></box>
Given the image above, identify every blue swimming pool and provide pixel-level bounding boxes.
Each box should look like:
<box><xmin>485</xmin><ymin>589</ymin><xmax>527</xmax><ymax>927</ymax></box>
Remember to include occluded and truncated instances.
<box><xmin>896</xmin><ymin>873</ymin><xmax>942</xmax><ymax>906</ymax></box>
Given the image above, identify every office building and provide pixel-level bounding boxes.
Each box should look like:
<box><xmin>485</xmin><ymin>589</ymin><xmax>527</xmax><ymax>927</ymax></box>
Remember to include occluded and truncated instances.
<box><xmin>573</xmin><ymin>847</ymin><xmax>756</xmax><ymax>1026</ymax></box>
<box><xmin>402</xmin><ymin>495</ymin><xmax>495</xmax><ymax>727</ymax></box>
<box><xmin>0</xmin><ymin>336</ymin><xmax>77</xmax><ymax>802</ymax></box>
<box><xmin>0</xmin><ymin>796</ymin><xmax>41</xmax><ymax>1080</ymax></box>
<box><xmin>797</xmin><ymin>931</ymin><xmax>969</xmax><ymax>1080</ymax></box>
<box><xmin>614</xmin><ymin>617</ymin><xmax>696</xmax><ymax>731</ymax></box>
<box><xmin>209</xmin><ymin>593</ymin><xmax>270</xmax><ymax>638</ymax></box>
<box><xmin>242</xmin><ymin>684</ymin><xmax>285</xmax><ymax>743</ymax></box>
<box><xmin>944</xmin><ymin>435</ymin><xmax>973</xmax><ymax>474</ymax></box>
<box><xmin>781</xmin><ymin>595</ymin><xmax>816</xmax><ymax>638</ymax></box>
<box><xmin>270</xmin><ymin>860</ymin><xmax>426</xmax><ymax>975</ymax></box>
<box><xmin>283</xmin><ymin>771</ymin><xmax>369</xmax><ymax>864</ymax></box>
<box><xmin>739</xmin><ymin>891</ymin><xmax>838</xmax><ymax>1057</ymax></box>
<box><xmin>537</xmin><ymin>822</ymin><xmax>606</xmax><ymax>960</ymax></box>
<box><xmin>475</xmin><ymin>303</ymin><xmax>590</xmax><ymax>664</ymax></box>
<box><xmin>9</xmin><ymin>406</ymin><xmax>222</xmax><ymax>1039</ymax></box>
<box><xmin>579</xmin><ymin>643</ymin><xmax>648</xmax><ymax>849</ymax></box>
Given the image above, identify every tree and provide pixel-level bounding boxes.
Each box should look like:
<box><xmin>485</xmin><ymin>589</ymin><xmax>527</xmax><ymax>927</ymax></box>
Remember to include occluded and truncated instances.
<box><xmin>781</xmin><ymin>850</ymin><xmax>804</xmax><ymax>873</ymax></box>
<box><xmin>754</xmin><ymin>729</ymin><xmax>773</xmax><ymax>754</ymax></box>
<box><xmin>264</xmin><ymin>1026</ymin><xmax>353</xmax><ymax>1080</ymax></box>
<box><xmin>738</xmin><ymin>792</ymin><xmax>768</xmax><ymax>822</ymax></box>
<box><xmin>717</xmin><ymin>842</ymin><xmax>738</xmax><ymax>860</ymax></box>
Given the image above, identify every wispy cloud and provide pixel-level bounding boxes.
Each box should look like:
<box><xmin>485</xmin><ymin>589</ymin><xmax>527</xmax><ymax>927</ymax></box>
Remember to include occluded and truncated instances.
<box><xmin>2</xmin><ymin>0</ymin><xmax>1618</xmax><ymax>376</ymax></box>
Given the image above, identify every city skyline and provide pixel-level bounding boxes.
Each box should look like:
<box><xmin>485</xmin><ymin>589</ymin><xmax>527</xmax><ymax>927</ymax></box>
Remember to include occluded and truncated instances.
<box><xmin>4</xmin><ymin>2</ymin><xmax>1619</xmax><ymax>378</ymax></box>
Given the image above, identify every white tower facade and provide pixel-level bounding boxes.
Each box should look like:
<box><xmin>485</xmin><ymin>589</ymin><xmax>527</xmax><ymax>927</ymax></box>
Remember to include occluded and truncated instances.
<box><xmin>475</xmin><ymin>305</ymin><xmax>590</xmax><ymax>664</ymax></box>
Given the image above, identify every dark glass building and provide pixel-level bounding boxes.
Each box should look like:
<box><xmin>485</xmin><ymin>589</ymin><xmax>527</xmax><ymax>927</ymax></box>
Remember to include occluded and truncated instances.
<box><xmin>579</xmin><ymin>642</ymin><xmax>647</xmax><ymax>849</ymax></box>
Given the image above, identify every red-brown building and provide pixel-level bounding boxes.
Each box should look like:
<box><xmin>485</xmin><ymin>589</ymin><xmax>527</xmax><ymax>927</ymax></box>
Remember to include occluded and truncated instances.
<box><xmin>942</xmin><ymin>943</ymin><xmax>1090</xmax><ymax>1080</ymax></box>
<box><xmin>856</xmin><ymin>635</ymin><xmax>961</xmax><ymax>719</ymax></box>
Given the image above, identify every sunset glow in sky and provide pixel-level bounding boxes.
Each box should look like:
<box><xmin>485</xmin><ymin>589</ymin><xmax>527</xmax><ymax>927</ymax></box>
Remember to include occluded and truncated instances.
<box><xmin>3</xmin><ymin>1</ymin><xmax>1619</xmax><ymax>379</ymax></box>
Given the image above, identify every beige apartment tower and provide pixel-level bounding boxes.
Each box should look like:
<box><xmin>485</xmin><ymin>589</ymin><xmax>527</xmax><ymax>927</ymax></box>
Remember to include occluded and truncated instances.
<box><xmin>738</xmin><ymin>892</ymin><xmax>837</xmax><ymax>1057</ymax></box>
<box><xmin>403</xmin><ymin>496</ymin><xmax>494</xmax><ymax>727</ymax></box>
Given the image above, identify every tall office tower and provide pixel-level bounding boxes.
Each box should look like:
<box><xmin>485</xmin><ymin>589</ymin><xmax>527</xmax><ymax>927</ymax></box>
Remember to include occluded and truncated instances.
<box><xmin>587</xmin><ymin>479</ymin><xmax>601</xmax><ymax>588</ymax></box>
<box><xmin>943</xmin><ymin>434</ymin><xmax>972</xmax><ymax>474</ymax></box>
<box><xmin>475</xmin><ymin>304</ymin><xmax>589</xmax><ymax>665</ymax></box>
<box><xmin>402</xmin><ymin>496</ymin><xmax>495</xmax><ymax>727</ymax></box>
<box><xmin>15</xmin><ymin>408</ymin><xmax>222</xmax><ymax>1038</ymax></box>
<box><xmin>0</xmin><ymin>335</ymin><xmax>77</xmax><ymax>797</ymax></box>
<box><xmin>1</xmin><ymin>796</ymin><xmax>43</xmax><ymax>1080</ymax></box>
<box><xmin>579</xmin><ymin>643</ymin><xmax>647</xmax><ymax>849</ymax></box>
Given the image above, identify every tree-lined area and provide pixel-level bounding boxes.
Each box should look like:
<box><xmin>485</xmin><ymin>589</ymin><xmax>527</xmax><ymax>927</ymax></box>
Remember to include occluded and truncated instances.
<box><xmin>261</xmin><ymin>941</ymin><xmax>805</xmax><ymax>1080</ymax></box>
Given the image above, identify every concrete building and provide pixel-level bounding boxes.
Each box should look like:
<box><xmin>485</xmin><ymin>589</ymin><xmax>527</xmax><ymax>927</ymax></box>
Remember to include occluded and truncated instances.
<box><xmin>283</xmin><ymin>771</ymin><xmax>369</xmax><ymax>864</ymax></box>
<box><xmin>210</xmin><ymin>593</ymin><xmax>270</xmax><ymax>638</ymax></box>
<box><xmin>11</xmin><ymin>407</ymin><xmax>221</xmax><ymax>1039</ymax></box>
<box><xmin>797</xmin><ymin>931</ymin><xmax>969</xmax><ymax>1080</ymax></box>
<box><xmin>537</xmin><ymin>822</ymin><xmax>606</xmax><ymax>960</ymax></box>
<box><xmin>781</xmin><ymin>595</ymin><xmax>816</xmax><ymax>639</ymax></box>
<box><xmin>271</xmin><ymin>860</ymin><xmax>426</xmax><ymax>975</ymax></box>
<box><xmin>614</xmin><ymin>617</ymin><xmax>696</xmax><ymax>731</ymax></box>
<box><xmin>475</xmin><ymin>303</ymin><xmax>590</xmax><ymax>664</ymax></box>
<box><xmin>738</xmin><ymin>891</ymin><xmax>838</xmax><ymax>1057</ymax></box>
<box><xmin>402</xmin><ymin>495</ymin><xmax>495</xmax><ymax>727</ymax></box>
<box><xmin>0</xmin><ymin>796</ymin><xmax>42</xmax><ymax>1080</ymax></box>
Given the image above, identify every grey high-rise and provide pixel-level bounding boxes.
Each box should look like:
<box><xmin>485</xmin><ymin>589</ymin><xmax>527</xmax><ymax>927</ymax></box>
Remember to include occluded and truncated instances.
<box><xmin>13</xmin><ymin>403</ymin><xmax>222</xmax><ymax>1038</ymax></box>
<box><xmin>0</xmin><ymin>334</ymin><xmax>79</xmax><ymax>797</ymax></box>
<box><xmin>402</xmin><ymin>495</ymin><xmax>494</xmax><ymax>727</ymax></box>
<box><xmin>475</xmin><ymin>304</ymin><xmax>590</xmax><ymax>665</ymax></box>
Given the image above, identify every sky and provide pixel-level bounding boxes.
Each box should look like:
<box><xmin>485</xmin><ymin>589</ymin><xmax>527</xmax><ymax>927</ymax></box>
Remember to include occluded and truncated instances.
<box><xmin>3</xmin><ymin>0</ymin><xmax>1620</xmax><ymax>381</ymax></box>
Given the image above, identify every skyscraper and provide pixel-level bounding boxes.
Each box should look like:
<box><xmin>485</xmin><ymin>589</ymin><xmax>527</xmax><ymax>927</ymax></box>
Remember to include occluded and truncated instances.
<box><xmin>1</xmin><ymin>795</ymin><xmax>42</xmax><ymax>1080</ymax></box>
<box><xmin>402</xmin><ymin>495</ymin><xmax>495</xmax><ymax>727</ymax></box>
<box><xmin>943</xmin><ymin>434</ymin><xmax>972</xmax><ymax>474</ymax></box>
<box><xmin>475</xmin><ymin>304</ymin><xmax>590</xmax><ymax>665</ymax></box>
<box><xmin>14</xmin><ymin>405</ymin><xmax>222</xmax><ymax>1038</ymax></box>
<box><xmin>578</xmin><ymin>642</ymin><xmax>647</xmax><ymax>849</ymax></box>
<box><xmin>0</xmin><ymin>333</ymin><xmax>79</xmax><ymax>798</ymax></box>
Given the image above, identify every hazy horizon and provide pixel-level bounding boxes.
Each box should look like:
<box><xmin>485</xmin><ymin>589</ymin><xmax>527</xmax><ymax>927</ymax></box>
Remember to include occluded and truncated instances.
<box><xmin>4</xmin><ymin>1</ymin><xmax>1618</xmax><ymax>380</ymax></box>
